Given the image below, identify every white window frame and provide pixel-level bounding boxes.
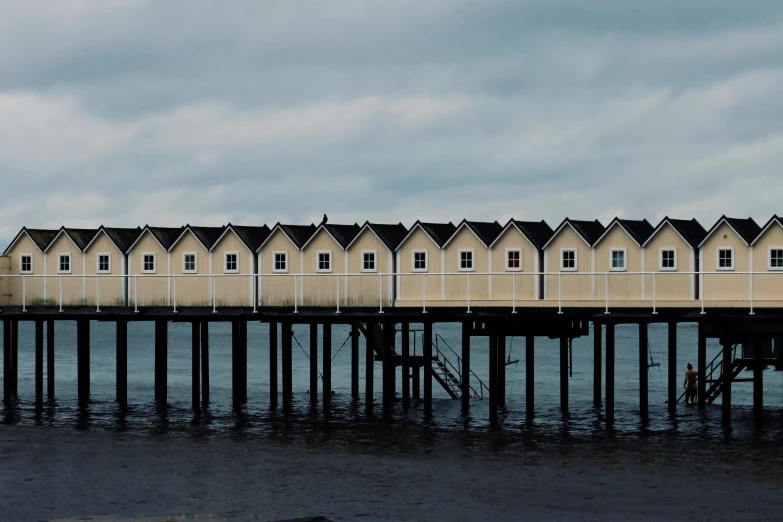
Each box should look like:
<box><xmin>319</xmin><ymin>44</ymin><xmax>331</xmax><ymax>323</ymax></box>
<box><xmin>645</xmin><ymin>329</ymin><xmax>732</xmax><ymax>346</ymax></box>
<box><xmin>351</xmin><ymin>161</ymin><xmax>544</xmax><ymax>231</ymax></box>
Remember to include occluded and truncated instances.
<box><xmin>505</xmin><ymin>249</ymin><xmax>522</xmax><ymax>272</ymax></box>
<box><xmin>58</xmin><ymin>253</ymin><xmax>72</xmax><ymax>274</ymax></box>
<box><xmin>717</xmin><ymin>247</ymin><xmax>734</xmax><ymax>271</ymax></box>
<box><xmin>609</xmin><ymin>248</ymin><xmax>627</xmax><ymax>272</ymax></box>
<box><xmin>560</xmin><ymin>248</ymin><xmax>577</xmax><ymax>272</ymax></box>
<box><xmin>412</xmin><ymin>250</ymin><xmax>428</xmax><ymax>273</ymax></box>
<box><xmin>458</xmin><ymin>249</ymin><xmax>475</xmax><ymax>272</ymax></box>
<box><xmin>659</xmin><ymin>248</ymin><xmax>677</xmax><ymax>271</ymax></box>
<box><xmin>316</xmin><ymin>251</ymin><xmax>332</xmax><ymax>273</ymax></box>
<box><xmin>142</xmin><ymin>253</ymin><xmax>157</xmax><ymax>274</ymax></box>
<box><xmin>224</xmin><ymin>252</ymin><xmax>239</xmax><ymax>274</ymax></box>
<box><xmin>182</xmin><ymin>252</ymin><xmax>198</xmax><ymax>274</ymax></box>
<box><xmin>272</xmin><ymin>251</ymin><xmax>288</xmax><ymax>273</ymax></box>
<box><xmin>769</xmin><ymin>247</ymin><xmax>783</xmax><ymax>271</ymax></box>
<box><xmin>19</xmin><ymin>254</ymin><xmax>33</xmax><ymax>274</ymax></box>
<box><xmin>96</xmin><ymin>253</ymin><xmax>111</xmax><ymax>274</ymax></box>
<box><xmin>361</xmin><ymin>250</ymin><xmax>377</xmax><ymax>273</ymax></box>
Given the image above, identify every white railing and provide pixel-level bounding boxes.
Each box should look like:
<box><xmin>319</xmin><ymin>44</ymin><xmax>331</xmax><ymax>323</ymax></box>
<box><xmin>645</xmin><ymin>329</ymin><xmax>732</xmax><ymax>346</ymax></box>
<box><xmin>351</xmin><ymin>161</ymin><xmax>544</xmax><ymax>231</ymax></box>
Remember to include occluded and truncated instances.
<box><xmin>0</xmin><ymin>271</ymin><xmax>778</xmax><ymax>315</ymax></box>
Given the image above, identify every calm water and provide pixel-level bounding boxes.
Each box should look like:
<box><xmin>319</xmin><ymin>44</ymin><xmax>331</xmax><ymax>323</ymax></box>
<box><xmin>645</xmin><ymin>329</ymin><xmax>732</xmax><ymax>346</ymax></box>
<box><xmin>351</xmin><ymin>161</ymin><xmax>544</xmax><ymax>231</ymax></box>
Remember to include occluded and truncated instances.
<box><xmin>1</xmin><ymin>320</ymin><xmax>782</xmax><ymax>443</ymax></box>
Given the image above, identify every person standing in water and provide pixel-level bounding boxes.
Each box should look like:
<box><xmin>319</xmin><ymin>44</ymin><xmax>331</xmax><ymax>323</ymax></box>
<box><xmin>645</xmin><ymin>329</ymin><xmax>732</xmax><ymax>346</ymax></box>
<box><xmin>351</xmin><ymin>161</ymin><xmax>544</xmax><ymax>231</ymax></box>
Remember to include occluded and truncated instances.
<box><xmin>684</xmin><ymin>363</ymin><xmax>698</xmax><ymax>405</ymax></box>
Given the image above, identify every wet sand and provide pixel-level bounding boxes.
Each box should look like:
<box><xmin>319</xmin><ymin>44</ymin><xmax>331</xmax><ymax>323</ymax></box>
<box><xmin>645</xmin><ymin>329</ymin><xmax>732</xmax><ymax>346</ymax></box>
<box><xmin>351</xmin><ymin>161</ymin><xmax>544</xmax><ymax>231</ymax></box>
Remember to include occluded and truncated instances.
<box><xmin>2</xmin><ymin>425</ymin><xmax>782</xmax><ymax>522</ymax></box>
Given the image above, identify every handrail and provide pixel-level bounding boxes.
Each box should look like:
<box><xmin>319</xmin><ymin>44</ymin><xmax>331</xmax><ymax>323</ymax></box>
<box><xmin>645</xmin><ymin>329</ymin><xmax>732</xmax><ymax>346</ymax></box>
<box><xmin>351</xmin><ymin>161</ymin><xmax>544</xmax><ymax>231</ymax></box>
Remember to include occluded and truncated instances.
<box><xmin>677</xmin><ymin>343</ymin><xmax>740</xmax><ymax>404</ymax></box>
<box><xmin>434</xmin><ymin>333</ymin><xmax>489</xmax><ymax>400</ymax></box>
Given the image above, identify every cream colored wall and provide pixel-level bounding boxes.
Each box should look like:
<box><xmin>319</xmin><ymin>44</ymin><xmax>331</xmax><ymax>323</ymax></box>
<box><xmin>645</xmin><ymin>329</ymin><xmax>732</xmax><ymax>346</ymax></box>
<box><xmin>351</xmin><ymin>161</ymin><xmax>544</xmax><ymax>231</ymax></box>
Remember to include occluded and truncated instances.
<box><xmin>750</xmin><ymin>223</ymin><xmax>783</xmax><ymax>300</ymax></box>
<box><xmin>594</xmin><ymin>226</ymin><xmax>642</xmax><ymax>301</ymax></box>
<box><xmin>5</xmin><ymin>235</ymin><xmax>46</xmax><ymax>305</ymax></box>
<box><xmin>642</xmin><ymin>223</ymin><xmax>693</xmax><ymax>301</ymax></box>
<box><xmin>45</xmin><ymin>233</ymin><xmax>84</xmax><ymax>306</ymax></box>
<box><xmin>0</xmin><ymin>256</ymin><xmax>11</xmax><ymax>306</ymax></box>
<box><xmin>259</xmin><ymin>229</ymin><xmax>301</xmax><ymax>306</ymax></box>
<box><xmin>397</xmin><ymin>227</ymin><xmax>443</xmax><ymax>302</ymax></box>
<box><xmin>128</xmin><ymin>232</ymin><xmax>170</xmax><ymax>306</ymax></box>
<box><xmin>346</xmin><ymin>230</ymin><xmax>393</xmax><ymax>307</ymax></box>
<box><xmin>212</xmin><ymin>230</ymin><xmax>255</xmax><ymax>307</ymax></box>
<box><xmin>701</xmin><ymin>222</ymin><xmax>750</xmax><ymax>301</ymax></box>
<box><xmin>490</xmin><ymin>226</ymin><xmax>538</xmax><ymax>301</ymax></box>
<box><xmin>443</xmin><ymin>227</ymin><xmax>489</xmax><ymax>300</ymax></box>
<box><xmin>169</xmin><ymin>231</ymin><xmax>210</xmax><ymax>306</ymax></box>
<box><xmin>84</xmin><ymin>232</ymin><xmax>124</xmax><ymax>306</ymax></box>
<box><xmin>301</xmin><ymin>228</ymin><xmax>345</xmax><ymax>307</ymax></box>
<box><xmin>545</xmin><ymin>226</ymin><xmax>592</xmax><ymax>301</ymax></box>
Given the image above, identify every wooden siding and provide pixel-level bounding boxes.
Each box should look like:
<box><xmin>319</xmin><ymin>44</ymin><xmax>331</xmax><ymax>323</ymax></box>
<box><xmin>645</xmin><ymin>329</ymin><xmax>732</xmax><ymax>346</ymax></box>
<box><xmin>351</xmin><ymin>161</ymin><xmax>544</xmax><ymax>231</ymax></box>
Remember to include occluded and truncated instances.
<box><xmin>45</xmin><ymin>233</ymin><xmax>84</xmax><ymax>306</ymax></box>
<box><xmin>0</xmin><ymin>256</ymin><xmax>11</xmax><ymax>306</ymax></box>
<box><xmin>397</xmin><ymin>227</ymin><xmax>442</xmax><ymax>302</ymax></box>
<box><xmin>642</xmin><ymin>223</ymin><xmax>693</xmax><ymax>302</ymax></box>
<box><xmin>701</xmin><ymin>222</ymin><xmax>750</xmax><ymax>301</ymax></box>
<box><xmin>212</xmin><ymin>230</ymin><xmax>255</xmax><ymax>307</ymax></box>
<box><xmin>544</xmin><ymin>225</ymin><xmax>592</xmax><ymax>301</ymax></box>
<box><xmin>489</xmin><ymin>226</ymin><xmax>538</xmax><ymax>301</ymax></box>
<box><xmin>443</xmin><ymin>227</ymin><xmax>489</xmax><ymax>301</ymax></box>
<box><xmin>128</xmin><ymin>231</ymin><xmax>170</xmax><ymax>306</ymax></box>
<box><xmin>301</xmin><ymin>228</ymin><xmax>345</xmax><ymax>307</ymax></box>
<box><xmin>169</xmin><ymin>231</ymin><xmax>210</xmax><ymax>306</ymax></box>
<box><xmin>4</xmin><ymin>235</ymin><xmax>46</xmax><ymax>305</ymax></box>
<box><xmin>84</xmin><ymin>231</ymin><xmax>125</xmax><ymax>306</ymax></box>
<box><xmin>594</xmin><ymin>225</ymin><xmax>643</xmax><ymax>302</ymax></box>
<box><xmin>751</xmin><ymin>222</ymin><xmax>783</xmax><ymax>301</ymax></box>
<box><xmin>259</xmin><ymin>229</ymin><xmax>301</xmax><ymax>306</ymax></box>
<box><xmin>345</xmin><ymin>229</ymin><xmax>393</xmax><ymax>307</ymax></box>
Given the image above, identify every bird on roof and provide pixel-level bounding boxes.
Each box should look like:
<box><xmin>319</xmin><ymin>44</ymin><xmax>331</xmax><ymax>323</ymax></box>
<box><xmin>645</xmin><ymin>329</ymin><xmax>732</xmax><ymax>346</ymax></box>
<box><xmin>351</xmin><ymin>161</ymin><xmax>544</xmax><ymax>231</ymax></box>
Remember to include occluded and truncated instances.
<box><xmin>321</xmin><ymin>214</ymin><xmax>328</xmax><ymax>225</ymax></box>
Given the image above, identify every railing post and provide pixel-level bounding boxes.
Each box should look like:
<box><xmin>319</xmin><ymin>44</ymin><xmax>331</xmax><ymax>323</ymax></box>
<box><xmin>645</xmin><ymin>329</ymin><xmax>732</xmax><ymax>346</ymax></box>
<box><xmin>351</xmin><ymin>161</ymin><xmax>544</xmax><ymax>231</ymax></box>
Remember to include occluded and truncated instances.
<box><xmin>96</xmin><ymin>275</ymin><xmax>101</xmax><ymax>313</ymax></box>
<box><xmin>253</xmin><ymin>275</ymin><xmax>258</xmax><ymax>313</ymax></box>
<box><xmin>378</xmin><ymin>273</ymin><xmax>384</xmax><ymax>314</ymax></box>
<box><xmin>134</xmin><ymin>275</ymin><xmax>139</xmax><ymax>313</ymax></box>
<box><xmin>22</xmin><ymin>275</ymin><xmax>27</xmax><ymax>312</ymax></box>
<box><xmin>294</xmin><ymin>275</ymin><xmax>299</xmax><ymax>314</ymax></box>
<box><xmin>652</xmin><ymin>272</ymin><xmax>657</xmax><ymax>315</ymax></box>
<box><xmin>336</xmin><ymin>274</ymin><xmax>341</xmax><ymax>314</ymax></box>
<box><xmin>422</xmin><ymin>273</ymin><xmax>427</xmax><ymax>314</ymax></box>
<box><xmin>212</xmin><ymin>275</ymin><xmax>217</xmax><ymax>314</ymax></box>
<box><xmin>173</xmin><ymin>275</ymin><xmax>178</xmax><ymax>314</ymax></box>
<box><xmin>604</xmin><ymin>272</ymin><xmax>610</xmax><ymax>314</ymax></box>
<box><xmin>511</xmin><ymin>273</ymin><xmax>517</xmax><ymax>314</ymax></box>
<box><xmin>59</xmin><ymin>275</ymin><xmax>63</xmax><ymax>313</ymax></box>
<box><xmin>557</xmin><ymin>273</ymin><xmax>562</xmax><ymax>314</ymax></box>
<box><xmin>700</xmin><ymin>272</ymin><xmax>706</xmax><ymax>315</ymax></box>
<box><xmin>466</xmin><ymin>272</ymin><xmax>471</xmax><ymax>314</ymax></box>
<box><xmin>749</xmin><ymin>271</ymin><xmax>754</xmax><ymax>316</ymax></box>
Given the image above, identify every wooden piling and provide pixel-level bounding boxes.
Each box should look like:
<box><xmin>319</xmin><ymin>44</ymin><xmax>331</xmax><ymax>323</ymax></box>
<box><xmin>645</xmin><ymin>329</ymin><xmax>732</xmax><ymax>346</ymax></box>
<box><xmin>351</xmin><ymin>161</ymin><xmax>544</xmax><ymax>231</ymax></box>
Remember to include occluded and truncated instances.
<box><xmin>489</xmin><ymin>334</ymin><xmax>498</xmax><ymax>426</ymax></box>
<box><xmin>35</xmin><ymin>319</ymin><xmax>43</xmax><ymax>408</ymax></box>
<box><xmin>639</xmin><ymin>322</ymin><xmax>648</xmax><ymax>419</ymax></box>
<box><xmin>239</xmin><ymin>320</ymin><xmax>247</xmax><ymax>403</ymax></box>
<box><xmin>560</xmin><ymin>334</ymin><xmax>568</xmax><ymax>412</ymax></box>
<box><xmin>10</xmin><ymin>320</ymin><xmax>18</xmax><ymax>399</ymax></box>
<box><xmin>269</xmin><ymin>321</ymin><xmax>277</xmax><ymax>410</ymax></box>
<box><xmin>722</xmin><ymin>340</ymin><xmax>732</xmax><ymax>425</ymax></box>
<box><xmin>697</xmin><ymin>322</ymin><xmax>706</xmax><ymax>409</ymax></box>
<box><xmin>201</xmin><ymin>321</ymin><xmax>210</xmax><ymax>408</ymax></box>
<box><xmin>382</xmin><ymin>324</ymin><xmax>391</xmax><ymax>415</ymax></box>
<box><xmin>154</xmin><ymin>320</ymin><xmax>167</xmax><ymax>406</ymax></box>
<box><xmin>117</xmin><ymin>320</ymin><xmax>128</xmax><ymax>408</ymax></box>
<box><xmin>497</xmin><ymin>334</ymin><xmax>505</xmax><ymax>408</ymax></box>
<box><xmin>593</xmin><ymin>322</ymin><xmax>601</xmax><ymax>407</ymax></box>
<box><xmin>3</xmin><ymin>319</ymin><xmax>10</xmax><ymax>403</ymax></box>
<box><xmin>47</xmin><ymin>319</ymin><xmax>55</xmax><ymax>401</ymax></box>
<box><xmin>191</xmin><ymin>321</ymin><xmax>200</xmax><ymax>412</ymax></box>
<box><xmin>351</xmin><ymin>322</ymin><xmax>359</xmax><ymax>401</ymax></box>
<box><xmin>365</xmin><ymin>322</ymin><xmax>374</xmax><ymax>413</ymax></box>
<box><xmin>754</xmin><ymin>340</ymin><xmax>763</xmax><ymax>419</ymax></box>
<box><xmin>231</xmin><ymin>321</ymin><xmax>238</xmax><ymax>408</ymax></box>
<box><xmin>605</xmin><ymin>322</ymin><xmax>615</xmax><ymax>425</ymax></box>
<box><xmin>77</xmin><ymin>319</ymin><xmax>90</xmax><ymax>405</ymax></box>
<box><xmin>412</xmin><ymin>361</ymin><xmax>420</xmax><ymax>401</ymax></box>
<box><xmin>310</xmin><ymin>323</ymin><xmax>318</xmax><ymax>405</ymax></box>
<box><xmin>526</xmin><ymin>334</ymin><xmax>534</xmax><ymax>418</ymax></box>
<box><xmin>461</xmin><ymin>322</ymin><xmax>470</xmax><ymax>414</ymax></box>
<box><xmin>402</xmin><ymin>323</ymin><xmax>411</xmax><ymax>408</ymax></box>
<box><xmin>323</xmin><ymin>323</ymin><xmax>331</xmax><ymax>416</ymax></box>
<box><xmin>667</xmin><ymin>322</ymin><xmax>676</xmax><ymax>414</ymax></box>
<box><xmin>282</xmin><ymin>322</ymin><xmax>293</xmax><ymax>413</ymax></box>
<box><xmin>423</xmin><ymin>322</ymin><xmax>433</xmax><ymax>417</ymax></box>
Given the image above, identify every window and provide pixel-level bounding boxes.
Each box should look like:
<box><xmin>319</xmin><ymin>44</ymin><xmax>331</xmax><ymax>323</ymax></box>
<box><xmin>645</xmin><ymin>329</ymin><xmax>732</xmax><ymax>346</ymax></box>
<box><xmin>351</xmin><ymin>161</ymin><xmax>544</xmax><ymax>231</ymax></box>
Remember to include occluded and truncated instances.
<box><xmin>770</xmin><ymin>248</ymin><xmax>783</xmax><ymax>270</ymax></box>
<box><xmin>717</xmin><ymin>248</ymin><xmax>734</xmax><ymax>270</ymax></box>
<box><xmin>459</xmin><ymin>249</ymin><xmax>474</xmax><ymax>271</ymax></box>
<box><xmin>273</xmin><ymin>252</ymin><xmax>288</xmax><ymax>273</ymax></box>
<box><xmin>561</xmin><ymin>249</ymin><xmax>577</xmax><ymax>271</ymax></box>
<box><xmin>317</xmin><ymin>251</ymin><xmax>332</xmax><ymax>272</ymax></box>
<box><xmin>19</xmin><ymin>254</ymin><xmax>32</xmax><ymax>274</ymax></box>
<box><xmin>224</xmin><ymin>252</ymin><xmax>238</xmax><ymax>273</ymax></box>
<box><xmin>142</xmin><ymin>253</ymin><xmax>156</xmax><ymax>273</ymax></box>
<box><xmin>362</xmin><ymin>251</ymin><xmax>377</xmax><ymax>272</ymax></box>
<box><xmin>610</xmin><ymin>249</ymin><xmax>626</xmax><ymax>271</ymax></box>
<box><xmin>183</xmin><ymin>253</ymin><xmax>197</xmax><ymax>273</ymax></box>
<box><xmin>58</xmin><ymin>254</ymin><xmax>71</xmax><ymax>274</ymax></box>
<box><xmin>97</xmin><ymin>253</ymin><xmax>111</xmax><ymax>273</ymax></box>
<box><xmin>413</xmin><ymin>250</ymin><xmax>428</xmax><ymax>272</ymax></box>
<box><xmin>506</xmin><ymin>249</ymin><xmax>521</xmax><ymax>271</ymax></box>
<box><xmin>660</xmin><ymin>249</ymin><xmax>677</xmax><ymax>271</ymax></box>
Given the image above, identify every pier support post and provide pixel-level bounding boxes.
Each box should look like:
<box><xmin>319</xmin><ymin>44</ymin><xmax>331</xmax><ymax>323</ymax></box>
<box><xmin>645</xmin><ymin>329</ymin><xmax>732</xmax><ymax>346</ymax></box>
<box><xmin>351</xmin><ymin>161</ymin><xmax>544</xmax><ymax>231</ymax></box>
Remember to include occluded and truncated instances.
<box><xmin>201</xmin><ymin>322</ymin><xmax>210</xmax><ymax>408</ymax></box>
<box><xmin>560</xmin><ymin>334</ymin><xmax>568</xmax><ymax>412</ymax></box>
<box><xmin>77</xmin><ymin>319</ymin><xmax>90</xmax><ymax>405</ymax></box>
<box><xmin>117</xmin><ymin>320</ymin><xmax>128</xmax><ymax>409</ymax></box>
<box><xmin>722</xmin><ymin>340</ymin><xmax>732</xmax><ymax>426</ymax></box>
<box><xmin>3</xmin><ymin>319</ymin><xmax>10</xmax><ymax>403</ymax></box>
<box><xmin>489</xmin><ymin>334</ymin><xmax>498</xmax><ymax>426</ymax></box>
<box><xmin>10</xmin><ymin>320</ymin><xmax>18</xmax><ymax>400</ymax></box>
<box><xmin>240</xmin><ymin>320</ymin><xmax>247</xmax><ymax>403</ymax></box>
<box><xmin>423</xmin><ymin>322</ymin><xmax>433</xmax><ymax>418</ymax></box>
<box><xmin>310</xmin><ymin>324</ymin><xmax>318</xmax><ymax>405</ymax></box>
<box><xmin>365</xmin><ymin>322</ymin><xmax>374</xmax><ymax>413</ymax></box>
<box><xmin>47</xmin><ymin>319</ymin><xmax>55</xmax><ymax>401</ymax></box>
<box><xmin>412</xmin><ymin>360</ymin><xmax>420</xmax><ymax>401</ymax></box>
<box><xmin>667</xmin><ymin>322</ymin><xmax>677</xmax><ymax>414</ymax></box>
<box><xmin>497</xmin><ymin>334</ymin><xmax>506</xmax><ymax>408</ymax></box>
<box><xmin>191</xmin><ymin>321</ymin><xmax>200</xmax><ymax>412</ymax></box>
<box><xmin>526</xmin><ymin>335</ymin><xmax>534</xmax><ymax>418</ymax></box>
<box><xmin>154</xmin><ymin>320</ymin><xmax>167</xmax><ymax>406</ymax></box>
<box><xmin>593</xmin><ymin>322</ymin><xmax>601</xmax><ymax>408</ymax></box>
<box><xmin>402</xmin><ymin>323</ymin><xmax>411</xmax><ymax>408</ymax></box>
<box><xmin>754</xmin><ymin>340</ymin><xmax>763</xmax><ymax>419</ymax></box>
<box><xmin>269</xmin><ymin>321</ymin><xmax>277</xmax><ymax>410</ymax></box>
<box><xmin>386</xmin><ymin>324</ymin><xmax>396</xmax><ymax>399</ymax></box>
<box><xmin>639</xmin><ymin>322</ymin><xmax>648</xmax><ymax>419</ymax></box>
<box><xmin>231</xmin><ymin>321</ymin><xmax>238</xmax><ymax>408</ymax></box>
<box><xmin>323</xmin><ymin>323</ymin><xmax>331</xmax><ymax>417</ymax></box>
<box><xmin>698</xmin><ymin>322</ymin><xmax>706</xmax><ymax>409</ymax></box>
<box><xmin>351</xmin><ymin>322</ymin><xmax>359</xmax><ymax>401</ymax></box>
<box><xmin>282</xmin><ymin>322</ymin><xmax>293</xmax><ymax>413</ymax></box>
<box><xmin>382</xmin><ymin>323</ymin><xmax>392</xmax><ymax>416</ymax></box>
<box><xmin>606</xmin><ymin>322</ymin><xmax>615</xmax><ymax>425</ymax></box>
<box><xmin>461</xmin><ymin>322</ymin><xmax>470</xmax><ymax>414</ymax></box>
<box><xmin>35</xmin><ymin>319</ymin><xmax>43</xmax><ymax>409</ymax></box>
<box><xmin>232</xmin><ymin>320</ymin><xmax>248</xmax><ymax>407</ymax></box>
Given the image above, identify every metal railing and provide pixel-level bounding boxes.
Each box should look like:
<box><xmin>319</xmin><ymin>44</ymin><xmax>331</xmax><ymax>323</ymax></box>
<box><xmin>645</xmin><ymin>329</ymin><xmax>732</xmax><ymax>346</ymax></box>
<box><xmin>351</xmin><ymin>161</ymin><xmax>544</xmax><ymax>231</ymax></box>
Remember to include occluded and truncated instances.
<box><xmin>433</xmin><ymin>334</ymin><xmax>489</xmax><ymax>400</ymax></box>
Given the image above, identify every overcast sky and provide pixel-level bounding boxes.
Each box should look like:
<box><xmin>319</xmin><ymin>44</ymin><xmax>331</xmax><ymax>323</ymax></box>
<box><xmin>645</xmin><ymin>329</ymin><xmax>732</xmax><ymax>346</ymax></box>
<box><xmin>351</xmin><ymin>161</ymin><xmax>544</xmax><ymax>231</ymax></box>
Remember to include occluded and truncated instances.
<box><xmin>1</xmin><ymin>0</ymin><xmax>782</xmax><ymax>246</ymax></box>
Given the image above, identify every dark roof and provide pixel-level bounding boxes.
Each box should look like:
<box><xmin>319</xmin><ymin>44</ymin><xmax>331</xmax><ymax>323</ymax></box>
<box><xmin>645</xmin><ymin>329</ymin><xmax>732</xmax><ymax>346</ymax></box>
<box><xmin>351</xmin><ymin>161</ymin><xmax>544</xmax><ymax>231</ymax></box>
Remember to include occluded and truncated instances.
<box><xmin>103</xmin><ymin>227</ymin><xmax>143</xmax><ymax>253</ymax></box>
<box><xmin>752</xmin><ymin>216</ymin><xmax>783</xmax><ymax>246</ymax></box>
<box><xmin>419</xmin><ymin>222</ymin><xmax>457</xmax><ymax>247</ymax></box>
<box><xmin>231</xmin><ymin>225</ymin><xmax>271</xmax><ymax>252</ymax></box>
<box><xmin>510</xmin><ymin>220</ymin><xmax>554</xmax><ymax>250</ymax></box>
<box><xmin>63</xmin><ymin>228</ymin><xmax>99</xmax><ymax>251</ymax></box>
<box><xmin>654</xmin><ymin>218</ymin><xmax>707</xmax><ymax>248</ymax></box>
<box><xmin>362</xmin><ymin>223</ymin><xmax>409</xmax><ymax>251</ymax></box>
<box><xmin>278</xmin><ymin>224</ymin><xmax>317</xmax><ymax>249</ymax></box>
<box><xmin>323</xmin><ymin>223</ymin><xmax>362</xmax><ymax>249</ymax></box>
<box><xmin>188</xmin><ymin>226</ymin><xmax>226</xmax><ymax>250</ymax></box>
<box><xmin>724</xmin><ymin>217</ymin><xmax>761</xmax><ymax>245</ymax></box>
<box><xmin>23</xmin><ymin>228</ymin><xmax>60</xmax><ymax>252</ymax></box>
<box><xmin>568</xmin><ymin>219</ymin><xmax>605</xmax><ymax>246</ymax></box>
<box><xmin>148</xmin><ymin>227</ymin><xmax>185</xmax><ymax>251</ymax></box>
<box><xmin>462</xmin><ymin>221</ymin><xmax>503</xmax><ymax>247</ymax></box>
<box><xmin>603</xmin><ymin>218</ymin><xmax>654</xmax><ymax>246</ymax></box>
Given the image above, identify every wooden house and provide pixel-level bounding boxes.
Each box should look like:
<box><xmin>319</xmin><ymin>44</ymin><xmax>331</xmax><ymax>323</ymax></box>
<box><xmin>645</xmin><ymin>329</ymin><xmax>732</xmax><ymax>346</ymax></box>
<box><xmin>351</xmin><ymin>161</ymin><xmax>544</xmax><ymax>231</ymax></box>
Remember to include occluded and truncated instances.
<box><xmin>2</xmin><ymin>228</ymin><xmax>59</xmax><ymax>305</ymax></box>
<box><xmin>345</xmin><ymin>222</ymin><xmax>408</xmax><ymax>307</ymax></box>
<box><xmin>592</xmin><ymin>218</ymin><xmax>654</xmax><ymax>303</ymax></box>
<box><xmin>441</xmin><ymin>220</ymin><xmax>503</xmax><ymax>302</ymax></box>
<box><xmin>698</xmin><ymin>217</ymin><xmax>760</xmax><ymax>302</ymax></box>
<box><xmin>488</xmin><ymin>219</ymin><xmax>553</xmax><ymax>302</ymax></box>
<box><xmin>126</xmin><ymin>226</ymin><xmax>183</xmax><ymax>306</ymax></box>
<box><xmin>542</xmin><ymin>219</ymin><xmax>604</xmax><ymax>302</ymax></box>
<box><xmin>210</xmin><ymin>224</ymin><xmax>270</xmax><ymax>306</ymax></box>
<box><xmin>641</xmin><ymin>218</ymin><xmax>706</xmax><ymax>302</ymax></box>
<box><xmin>395</xmin><ymin>221</ymin><xmax>456</xmax><ymax>304</ymax></box>
<box><xmin>258</xmin><ymin>223</ymin><xmax>316</xmax><ymax>306</ymax></box>
<box><xmin>83</xmin><ymin>226</ymin><xmax>142</xmax><ymax>306</ymax></box>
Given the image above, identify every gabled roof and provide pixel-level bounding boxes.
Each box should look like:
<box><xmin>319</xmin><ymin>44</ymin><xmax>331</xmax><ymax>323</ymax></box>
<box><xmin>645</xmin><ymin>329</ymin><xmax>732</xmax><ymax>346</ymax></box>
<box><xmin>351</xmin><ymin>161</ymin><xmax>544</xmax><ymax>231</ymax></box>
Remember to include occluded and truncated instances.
<box><xmin>126</xmin><ymin>225</ymin><xmax>185</xmax><ymax>252</ymax></box>
<box><xmin>593</xmin><ymin>218</ymin><xmax>654</xmax><ymax>248</ymax></box>
<box><xmin>3</xmin><ymin>227</ymin><xmax>60</xmax><ymax>255</ymax></box>
<box><xmin>751</xmin><ymin>216</ymin><xmax>783</xmax><ymax>246</ymax></box>
<box><xmin>698</xmin><ymin>216</ymin><xmax>761</xmax><ymax>248</ymax></box>
<box><xmin>170</xmin><ymin>225</ymin><xmax>226</xmax><ymax>251</ymax></box>
<box><xmin>488</xmin><ymin>219</ymin><xmax>554</xmax><ymax>250</ymax></box>
<box><xmin>82</xmin><ymin>226</ymin><xmax>143</xmax><ymax>253</ymax></box>
<box><xmin>323</xmin><ymin>223</ymin><xmax>361</xmax><ymax>249</ymax></box>
<box><xmin>642</xmin><ymin>217</ymin><xmax>707</xmax><ymax>249</ymax></box>
<box><xmin>542</xmin><ymin>219</ymin><xmax>605</xmax><ymax>249</ymax></box>
<box><xmin>43</xmin><ymin>227</ymin><xmax>99</xmax><ymax>253</ymax></box>
<box><xmin>210</xmin><ymin>224</ymin><xmax>271</xmax><ymax>253</ymax></box>
<box><xmin>258</xmin><ymin>223</ymin><xmax>317</xmax><ymax>250</ymax></box>
<box><xmin>346</xmin><ymin>222</ymin><xmax>409</xmax><ymax>251</ymax></box>
<box><xmin>396</xmin><ymin>221</ymin><xmax>457</xmax><ymax>251</ymax></box>
<box><xmin>442</xmin><ymin>220</ymin><xmax>503</xmax><ymax>248</ymax></box>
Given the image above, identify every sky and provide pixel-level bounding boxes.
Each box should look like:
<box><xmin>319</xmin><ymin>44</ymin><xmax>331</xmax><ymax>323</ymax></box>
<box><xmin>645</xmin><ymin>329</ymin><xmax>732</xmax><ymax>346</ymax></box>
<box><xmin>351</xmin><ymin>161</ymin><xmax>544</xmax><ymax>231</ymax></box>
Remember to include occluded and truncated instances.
<box><xmin>1</xmin><ymin>0</ymin><xmax>782</xmax><ymax>247</ymax></box>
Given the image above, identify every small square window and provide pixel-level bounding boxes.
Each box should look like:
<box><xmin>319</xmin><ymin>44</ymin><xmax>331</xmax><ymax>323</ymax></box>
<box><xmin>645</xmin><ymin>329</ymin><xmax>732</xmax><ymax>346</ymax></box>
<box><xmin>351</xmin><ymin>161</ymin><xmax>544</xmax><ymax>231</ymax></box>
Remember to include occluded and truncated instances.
<box><xmin>660</xmin><ymin>249</ymin><xmax>676</xmax><ymax>271</ymax></box>
<box><xmin>317</xmin><ymin>252</ymin><xmax>331</xmax><ymax>272</ymax></box>
<box><xmin>717</xmin><ymin>248</ymin><xmax>734</xmax><ymax>270</ymax></box>
<box><xmin>362</xmin><ymin>251</ymin><xmax>376</xmax><ymax>272</ymax></box>
<box><xmin>19</xmin><ymin>255</ymin><xmax>32</xmax><ymax>274</ymax></box>
<box><xmin>183</xmin><ymin>253</ymin><xmax>197</xmax><ymax>273</ymax></box>
<box><xmin>770</xmin><ymin>248</ymin><xmax>783</xmax><ymax>270</ymax></box>
<box><xmin>459</xmin><ymin>250</ymin><xmax>474</xmax><ymax>271</ymax></box>
<box><xmin>610</xmin><ymin>249</ymin><xmax>626</xmax><ymax>271</ymax></box>
<box><xmin>97</xmin><ymin>254</ymin><xmax>111</xmax><ymax>273</ymax></box>
<box><xmin>225</xmin><ymin>253</ymin><xmax>238</xmax><ymax>273</ymax></box>
<box><xmin>273</xmin><ymin>252</ymin><xmax>288</xmax><ymax>272</ymax></box>
<box><xmin>413</xmin><ymin>251</ymin><xmax>428</xmax><ymax>272</ymax></box>
<box><xmin>561</xmin><ymin>249</ymin><xmax>577</xmax><ymax>271</ymax></box>
<box><xmin>58</xmin><ymin>254</ymin><xmax>71</xmax><ymax>274</ymax></box>
<box><xmin>506</xmin><ymin>250</ymin><xmax>521</xmax><ymax>271</ymax></box>
<box><xmin>142</xmin><ymin>253</ymin><xmax>156</xmax><ymax>273</ymax></box>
